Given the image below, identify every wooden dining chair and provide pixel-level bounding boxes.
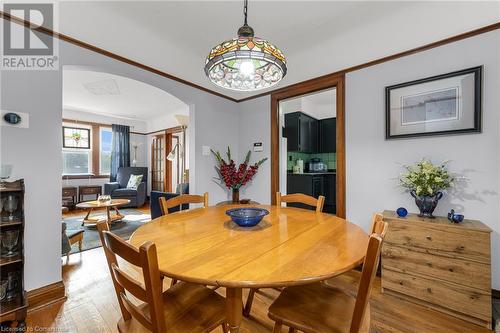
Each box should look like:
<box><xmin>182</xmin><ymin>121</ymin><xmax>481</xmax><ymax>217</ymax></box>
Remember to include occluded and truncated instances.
<box><xmin>323</xmin><ymin>213</ymin><xmax>388</xmax><ymax>297</ymax></box>
<box><xmin>268</xmin><ymin>233</ymin><xmax>383</xmax><ymax>333</ymax></box>
<box><xmin>159</xmin><ymin>192</ymin><xmax>209</xmax><ymax>216</ymax></box>
<box><xmin>243</xmin><ymin>192</ymin><xmax>325</xmax><ymax>316</ymax></box>
<box><xmin>276</xmin><ymin>192</ymin><xmax>325</xmax><ymax>212</ymax></box>
<box><xmin>96</xmin><ymin>221</ymin><xmax>227</xmax><ymax>333</ymax></box>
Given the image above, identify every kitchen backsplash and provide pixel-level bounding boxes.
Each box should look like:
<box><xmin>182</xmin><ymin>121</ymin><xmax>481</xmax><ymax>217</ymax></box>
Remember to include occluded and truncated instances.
<box><xmin>287</xmin><ymin>152</ymin><xmax>336</xmax><ymax>171</ymax></box>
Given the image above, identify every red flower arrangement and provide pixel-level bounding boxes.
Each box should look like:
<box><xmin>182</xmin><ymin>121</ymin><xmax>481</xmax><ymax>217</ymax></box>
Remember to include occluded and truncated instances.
<box><xmin>212</xmin><ymin>147</ymin><xmax>267</xmax><ymax>193</ymax></box>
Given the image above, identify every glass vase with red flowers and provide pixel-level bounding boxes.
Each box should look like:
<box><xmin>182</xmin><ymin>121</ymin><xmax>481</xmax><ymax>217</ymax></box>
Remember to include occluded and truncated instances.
<box><xmin>212</xmin><ymin>147</ymin><xmax>267</xmax><ymax>203</ymax></box>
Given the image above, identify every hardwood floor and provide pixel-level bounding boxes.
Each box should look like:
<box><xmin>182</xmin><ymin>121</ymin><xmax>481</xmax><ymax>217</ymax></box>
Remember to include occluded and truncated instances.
<box><xmin>26</xmin><ymin>245</ymin><xmax>492</xmax><ymax>333</ymax></box>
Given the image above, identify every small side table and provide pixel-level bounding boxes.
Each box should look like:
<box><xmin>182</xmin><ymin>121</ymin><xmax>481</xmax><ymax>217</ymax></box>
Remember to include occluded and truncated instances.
<box><xmin>78</xmin><ymin>185</ymin><xmax>102</xmax><ymax>202</ymax></box>
<box><xmin>62</xmin><ymin>186</ymin><xmax>78</xmax><ymax>209</ymax></box>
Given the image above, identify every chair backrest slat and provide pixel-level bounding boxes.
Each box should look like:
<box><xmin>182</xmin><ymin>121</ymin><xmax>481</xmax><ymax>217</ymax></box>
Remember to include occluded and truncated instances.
<box><xmin>276</xmin><ymin>192</ymin><xmax>325</xmax><ymax>212</ymax></box>
<box><xmin>160</xmin><ymin>192</ymin><xmax>209</xmax><ymax>215</ymax></box>
<box><xmin>112</xmin><ymin>264</ymin><xmax>148</xmax><ymax>302</ymax></box>
<box><xmin>370</xmin><ymin>213</ymin><xmax>388</xmax><ymax>238</ymax></box>
<box><xmin>350</xmin><ymin>234</ymin><xmax>383</xmax><ymax>333</ymax></box>
<box><xmin>103</xmin><ymin>231</ymin><xmax>142</xmax><ymax>266</ymax></box>
<box><xmin>97</xmin><ymin>221</ymin><xmax>167</xmax><ymax>333</ymax></box>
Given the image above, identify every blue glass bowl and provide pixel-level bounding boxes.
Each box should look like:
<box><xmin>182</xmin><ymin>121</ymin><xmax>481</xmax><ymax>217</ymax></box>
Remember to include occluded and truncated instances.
<box><xmin>226</xmin><ymin>208</ymin><xmax>269</xmax><ymax>227</ymax></box>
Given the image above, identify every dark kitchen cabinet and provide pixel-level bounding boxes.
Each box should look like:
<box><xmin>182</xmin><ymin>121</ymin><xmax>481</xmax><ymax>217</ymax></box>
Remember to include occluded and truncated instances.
<box><xmin>286</xmin><ymin>173</ymin><xmax>336</xmax><ymax>214</ymax></box>
<box><xmin>323</xmin><ymin>174</ymin><xmax>336</xmax><ymax>214</ymax></box>
<box><xmin>319</xmin><ymin>117</ymin><xmax>336</xmax><ymax>153</ymax></box>
<box><xmin>284</xmin><ymin>112</ymin><xmax>318</xmax><ymax>153</ymax></box>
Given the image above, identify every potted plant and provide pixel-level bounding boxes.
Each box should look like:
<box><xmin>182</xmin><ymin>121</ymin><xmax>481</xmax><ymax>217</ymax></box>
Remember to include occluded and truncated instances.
<box><xmin>212</xmin><ymin>147</ymin><xmax>267</xmax><ymax>203</ymax></box>
<box><xmin>399</xmin><ymin>159</ymin><xmax>454</xmax><ymax>218</ymax></box>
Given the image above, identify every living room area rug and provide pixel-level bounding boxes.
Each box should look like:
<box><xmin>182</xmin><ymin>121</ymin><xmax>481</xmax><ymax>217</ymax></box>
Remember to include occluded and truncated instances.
<box><xmin>63</xmin><ymin>209</ymin><xmax>151</xmax><ymax>254</ymax></box>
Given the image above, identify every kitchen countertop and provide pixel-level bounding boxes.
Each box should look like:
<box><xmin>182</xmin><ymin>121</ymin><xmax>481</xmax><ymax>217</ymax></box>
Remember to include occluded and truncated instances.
<box><xmin>287</xmin><ymin>171</ymin><xmax>336</xmax><ymax>176</ymax></box>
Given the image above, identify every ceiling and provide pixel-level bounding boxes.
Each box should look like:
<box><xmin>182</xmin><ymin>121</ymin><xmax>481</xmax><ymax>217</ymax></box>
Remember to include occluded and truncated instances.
<box><xmin>63</xmin><ymin>69</ymin><xmax>187</xmax><ymax>121</ymax></box>
<box><xmin>56</xmin><ymin>1</ymin><xmax>500</xmax><ymax>100</ymax></box>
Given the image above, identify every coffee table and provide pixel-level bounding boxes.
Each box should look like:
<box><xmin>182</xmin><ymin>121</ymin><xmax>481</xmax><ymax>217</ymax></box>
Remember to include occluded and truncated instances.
<box><xmin>76</xmin><ymin>199</ymin><xmax>130</xmax><ymax>226</ymax></box>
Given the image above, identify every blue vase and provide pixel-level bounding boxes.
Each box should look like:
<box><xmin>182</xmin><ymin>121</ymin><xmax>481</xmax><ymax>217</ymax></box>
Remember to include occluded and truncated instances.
<box><xmin>410</xmin><ymin>191</ymin><xmax>443</xmax><ymax>218</ymax></box>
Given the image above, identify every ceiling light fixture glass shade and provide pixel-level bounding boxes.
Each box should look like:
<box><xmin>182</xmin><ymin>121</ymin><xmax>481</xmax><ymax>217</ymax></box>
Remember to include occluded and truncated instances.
<box><xmin>204</xmin><ymin>0</ymin><xmax>287</xmax><ymax>91</ymax></box>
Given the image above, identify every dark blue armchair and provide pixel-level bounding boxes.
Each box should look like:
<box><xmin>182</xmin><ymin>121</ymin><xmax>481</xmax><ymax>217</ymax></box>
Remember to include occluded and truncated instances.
<box><xmin>150</xmin><ymin>183</ymin><xmax>189</xmax><ymax>219</ymax></box>
<box><xmin>104</xmin><ymin>167</ymin><xmax>148</xmax><ymax>207</ymax></box>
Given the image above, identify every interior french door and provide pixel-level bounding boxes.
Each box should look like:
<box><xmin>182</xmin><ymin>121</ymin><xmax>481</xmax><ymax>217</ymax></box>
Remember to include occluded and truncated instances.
<box><xmin>151</xmin><ymin>134</ymin><xmax>166</xmax><ymax>191</ymax></box>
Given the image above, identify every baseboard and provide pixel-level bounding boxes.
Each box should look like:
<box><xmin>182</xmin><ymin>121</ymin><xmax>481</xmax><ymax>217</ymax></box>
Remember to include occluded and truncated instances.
<box><xmin>27</xmin><ymin>281</ymin><xmax>66</xmax><ymax>313</ymax></box>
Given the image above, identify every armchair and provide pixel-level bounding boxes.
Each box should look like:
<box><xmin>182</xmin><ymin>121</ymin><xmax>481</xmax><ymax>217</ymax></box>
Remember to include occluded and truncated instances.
<box><xmin>104</xmin><ymin>167</ymin><xmax>148</xmax><ymax>207</ymax></box>
<box><xmin>150</xmin><ymin>183</ymin><xmax>189</xmax><ymax>219</ymax></box>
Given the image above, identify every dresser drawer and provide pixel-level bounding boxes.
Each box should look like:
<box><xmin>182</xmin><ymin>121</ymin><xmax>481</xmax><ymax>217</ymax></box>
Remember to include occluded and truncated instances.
<box><xmin>385</xmin><ymin>221</ymin><xmax>490</xmax><ymax>262</ymax></box>
<box><xmin>62</xmin><ymin>188</ymin><xmax>76</xmax><ymax>197</ymax></box>
<box><xmin>382</xmin><ymin>269</ymin><xmax>491</xmax><ymax>323</ymax></box>
<box><xmin>79</xmin><ymin>187</ymin><xmax>101</xmax><ymax>195</ymax></box>
<box><xmin>382</xmin><ymin>244</ymin><xmax>490</xmax><ymax>291</ymax></box>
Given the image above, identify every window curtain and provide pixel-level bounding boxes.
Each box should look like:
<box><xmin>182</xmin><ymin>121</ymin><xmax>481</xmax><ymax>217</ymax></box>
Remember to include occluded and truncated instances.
<box><xmin>110</xmin><ymin>124</ymin><xmax>130</xmax><ymax>181</ymax></box>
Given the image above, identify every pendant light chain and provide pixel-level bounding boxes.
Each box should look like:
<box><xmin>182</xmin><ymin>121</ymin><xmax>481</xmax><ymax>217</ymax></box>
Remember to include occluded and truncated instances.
<box><xmin>243</xmin><ymin>0</ymin><xmax>248</xmax><ymax>26</ymax></box>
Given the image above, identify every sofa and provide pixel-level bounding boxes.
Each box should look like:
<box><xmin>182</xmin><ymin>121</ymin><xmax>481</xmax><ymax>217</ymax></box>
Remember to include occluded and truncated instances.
<box><xmin>150</xmin><ymin>183</ymin><xmax>189</xmax><ymax>219</ymax></box>
<box><xmin>104</xmin><ymin>167</ymin><xmax>148</xmax><ymax>208</ymax></box>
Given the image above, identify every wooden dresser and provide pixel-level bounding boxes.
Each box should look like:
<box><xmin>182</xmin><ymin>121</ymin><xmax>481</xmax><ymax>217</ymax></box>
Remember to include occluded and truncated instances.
<box><xmin>381</xmin><ymin>210</ymin><xmax>492</xmax><ymax>329</ymax></box>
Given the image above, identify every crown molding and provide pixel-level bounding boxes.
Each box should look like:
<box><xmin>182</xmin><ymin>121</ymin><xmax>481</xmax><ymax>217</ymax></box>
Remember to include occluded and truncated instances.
<box><xmin>1</xmin><ymin>11</ymin><xmax>498</xmax><ymax>104</ymax></box>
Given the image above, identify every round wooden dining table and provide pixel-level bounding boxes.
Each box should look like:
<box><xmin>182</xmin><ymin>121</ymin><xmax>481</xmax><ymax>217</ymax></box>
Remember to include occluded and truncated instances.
<box><xmin>129</xmin><ymin>204</ymin><xmax>368</xmax><ymax>333</ymax></box>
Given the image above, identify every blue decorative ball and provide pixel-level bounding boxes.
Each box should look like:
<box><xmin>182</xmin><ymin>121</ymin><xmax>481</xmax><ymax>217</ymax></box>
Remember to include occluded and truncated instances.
<box><xmin>396</xmin><ymin>207</ymin><xmax>408</xmax><ymax>217</ymax></box>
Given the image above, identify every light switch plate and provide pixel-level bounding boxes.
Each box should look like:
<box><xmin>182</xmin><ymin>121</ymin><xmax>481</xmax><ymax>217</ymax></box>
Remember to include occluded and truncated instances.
<box><xmin>202</xmin><ymin>146</ymin><xmax>211</xmax><ymax>156</ymax></box>
<box><xmin>253</xmin><ymin>142</ymin><xmax>263</xmax><ymax>152</ymax></box>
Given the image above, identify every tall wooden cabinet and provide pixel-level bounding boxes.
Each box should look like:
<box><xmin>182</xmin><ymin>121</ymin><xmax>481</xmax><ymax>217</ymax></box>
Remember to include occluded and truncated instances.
<box><xmin>381</xmin><ymin>210</ymin><xmax>492</xmax><ymax>329</ymax></box>
<box><xmin>0</xmin><ymin>180</ymin><xmax>27</xmax><ymax>329</ymax></box>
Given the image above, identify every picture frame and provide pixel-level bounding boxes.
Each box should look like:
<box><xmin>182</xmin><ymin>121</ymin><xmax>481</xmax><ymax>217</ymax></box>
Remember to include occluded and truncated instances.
<box><xmin>62</xmin><ymin>126</ymin><xmax>91</xmax><ymax>149</ymax></box>
<box><xmin>385</xmin><ymin>66</ymin><xmax>482</xmax><ymax>139</ymax></box>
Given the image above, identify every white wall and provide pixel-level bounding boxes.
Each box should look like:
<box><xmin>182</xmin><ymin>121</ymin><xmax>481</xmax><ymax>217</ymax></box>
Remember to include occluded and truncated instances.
<box><xmin>237</xmin><ymin>30</ymin><xmax>500</xmax><ymax>289</ymax></box>
<box><xmin>345</xmin><ymin>30</ymin><xmax>500</xmax><ymax>289</ymax></box>
<box><xmin>0</xmin><ymin>22</ymin><xmax>239</xmax><ymax>291</ymax></box>
<box><xmin>238</xmin><ymin>96</ymin><xmax>271</xmax><ymax>204</ymax></box>
<box><xmin>1</xmin><ymin>70</ymin><xmax>62</xmax><ymax>291</ymax></box>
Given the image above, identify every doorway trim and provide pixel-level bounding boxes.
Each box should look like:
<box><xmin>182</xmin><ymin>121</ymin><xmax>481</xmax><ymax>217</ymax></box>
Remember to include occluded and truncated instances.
<box><xmin>270</xmin><ymin>73</ymin><xmax>346</xmax><ymax>218</ymax></box>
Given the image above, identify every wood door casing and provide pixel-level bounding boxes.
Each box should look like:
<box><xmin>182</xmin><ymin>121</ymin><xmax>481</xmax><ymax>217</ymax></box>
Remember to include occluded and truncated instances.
<box><xmin>271</xmin><ymin>74</ymin><xmax>346</xmax><ymax>218</ymax></box>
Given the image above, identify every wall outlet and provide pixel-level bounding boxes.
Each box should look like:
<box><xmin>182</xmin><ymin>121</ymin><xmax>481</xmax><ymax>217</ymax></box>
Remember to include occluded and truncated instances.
<box><xmin>202</xmin><ymin>146</ymin><xmax>211</xmax><ymax>156</ymax></box>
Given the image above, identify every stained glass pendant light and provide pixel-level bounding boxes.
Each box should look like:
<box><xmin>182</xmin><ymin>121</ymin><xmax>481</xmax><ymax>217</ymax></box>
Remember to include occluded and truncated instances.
<box><xmin>204</xmin><ymin>0</ymin><xmax>287</xmax><ymax>91</ymax></box>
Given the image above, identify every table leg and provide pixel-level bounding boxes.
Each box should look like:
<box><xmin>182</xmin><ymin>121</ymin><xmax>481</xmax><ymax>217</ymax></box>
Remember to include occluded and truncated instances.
<box><xmin>82</xmin><ymin>208</ymin><xmax>92</xmax><ymax>226</ymax></box>
<box><xmin>113</xmin><ymin>206</ymin><xmax>125</xmax><ymax>220</ymax></box>
<box><xmin>226</xmin><ymin>287</ymin><xmax>242</xmax><ymax>333</ymax></box>
<box><xmin>106</xmin><ymin>207</ymin><xmax>112</xmax><ymax>224</ymax></box>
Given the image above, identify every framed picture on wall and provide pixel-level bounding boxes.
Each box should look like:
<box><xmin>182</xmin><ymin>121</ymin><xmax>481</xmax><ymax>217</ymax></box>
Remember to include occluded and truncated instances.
<box><xmin>62</xmin><ymin>126</ymin><xmax>91</xmax><ymax>149</ymax></box>
<box><xmin>385</xmin><ymin>66</ymin><xmax>482</xmax><ymax>139</ymax></box>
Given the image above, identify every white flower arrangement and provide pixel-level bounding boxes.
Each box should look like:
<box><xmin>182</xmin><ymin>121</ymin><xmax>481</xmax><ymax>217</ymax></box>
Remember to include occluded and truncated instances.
<box><xmin>400</xmin><ymin>159</ymin><xmax>454</xmax><ymax>197</ymax></box>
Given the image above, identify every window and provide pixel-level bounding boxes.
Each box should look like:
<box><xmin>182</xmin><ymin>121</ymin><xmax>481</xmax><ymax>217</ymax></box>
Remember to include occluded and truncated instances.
<box><xmin>62</xmin><ymin>122</ymin><xmax>117</xmax><ymax>177</ymax></box>
<box><xmin>62</xmin><ymin>124</ymin><xmax>92</xmax><ymax>176</ymax></box>
<box><xmin>62</xmin><ymin>126</ymin><xmax>90</xmax><ymax>149</ymax></box>
<box><xmin>62</xmin><ymin>150</ymin><xmax>91</xmax><ymax>174</ymax></box>
<box><xmin>100</xmin><ymin>127</ymin><xmax>112</xmax><ymax>175</ymax></box>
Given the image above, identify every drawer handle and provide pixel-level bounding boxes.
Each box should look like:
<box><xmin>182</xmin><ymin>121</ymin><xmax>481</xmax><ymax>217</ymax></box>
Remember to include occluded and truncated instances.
<box><xmin>425</xmin><ymin>235</ymin><xmax>432</xmax><ymax>241</ymax></box>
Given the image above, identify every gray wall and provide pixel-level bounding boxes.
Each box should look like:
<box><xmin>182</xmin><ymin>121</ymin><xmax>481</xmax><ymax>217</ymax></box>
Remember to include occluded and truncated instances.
<box><xmin>237</xmin><ymin>30</ymin><xmax>500</xmax><ymax>289</ymax></box>
<box><xmin>238</xmin><ymin>96</ymin><xmax>271</xmax><ymax>204</ymax></box>
<box><xmin>1</xmin><ymin>70</ymin><xmax>63</xmax><ymax>291</ymax></box>
<box><xmin>345</xmin><ymin>29</ymin><xmax>500</xmax><ymax>289</ymax></box>
<box><xmin>1</xmin><ymin>25</ymin><xmax>240</xmax><ymax>291</ymax></box>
